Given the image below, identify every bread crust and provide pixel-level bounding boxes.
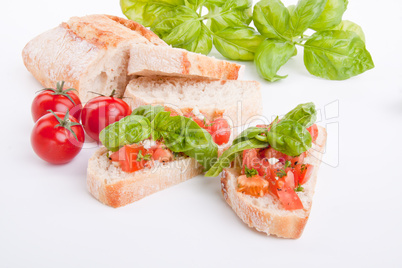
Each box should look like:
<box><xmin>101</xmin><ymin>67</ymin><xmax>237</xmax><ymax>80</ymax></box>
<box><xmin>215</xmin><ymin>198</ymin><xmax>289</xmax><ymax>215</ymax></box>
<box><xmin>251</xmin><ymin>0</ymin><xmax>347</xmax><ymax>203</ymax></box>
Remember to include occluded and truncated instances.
<box><xmin>127</xmin><ymin>45</ymin><xmax>243</xmax><ymax>80</ymax></box>
<box><xmin>221</xmin><ymin>126</ymin><xmax>327</xmax><ymax>239</ymax></box>
<box><xmin>87</xmin><ymin>147</ymin><xmax>203</xmax><ymax>208</ymax></box>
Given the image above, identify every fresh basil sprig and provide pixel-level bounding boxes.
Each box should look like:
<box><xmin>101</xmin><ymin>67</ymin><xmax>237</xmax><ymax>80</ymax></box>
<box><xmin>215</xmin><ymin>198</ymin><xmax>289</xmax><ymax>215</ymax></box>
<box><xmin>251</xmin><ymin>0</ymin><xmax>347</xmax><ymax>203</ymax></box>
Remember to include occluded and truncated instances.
<box><xmin>205</xmin><ymin>102</ymin><xmax>317</xmax><ymax>177</ymax></box>
<box><xmin>121</xmin><ymin>0</ymin><xmax>373</xmax><ymax>81</ymax></box>
<box><xmin>100</xmin><ymin>105</ymin><xmax>218</xmax><ymax>170</ymax></box>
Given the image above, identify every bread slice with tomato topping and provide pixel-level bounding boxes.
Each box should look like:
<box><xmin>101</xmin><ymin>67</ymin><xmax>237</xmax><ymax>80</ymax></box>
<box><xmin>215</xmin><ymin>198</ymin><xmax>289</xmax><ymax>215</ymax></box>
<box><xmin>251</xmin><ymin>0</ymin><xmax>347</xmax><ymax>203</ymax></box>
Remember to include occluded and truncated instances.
<box><xmin>22</xmin><ymin>14</ymin><xmax>243</xmax><ymax>104</ymax></box>
<box><xmin>87</xmin><ymin>147</ymin><xmax>203</xmax><ymax>208</ymax></box>
<box><xmin>220</xmin><ymin>126</ymin><xmax>327</xmax><ymax>239</ymax></box>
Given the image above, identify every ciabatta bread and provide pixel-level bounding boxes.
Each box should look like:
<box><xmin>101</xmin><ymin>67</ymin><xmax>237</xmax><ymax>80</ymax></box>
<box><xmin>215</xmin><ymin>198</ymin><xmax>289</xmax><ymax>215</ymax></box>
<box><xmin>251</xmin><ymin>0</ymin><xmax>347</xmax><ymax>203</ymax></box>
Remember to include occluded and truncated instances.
<box><xmin>123</xmin><ymin>77</ymin><xmax>263</xmax><ymax>128</ymax></box>
<box><xmin>22</xmin><ymin>14</ymin><xmax>164</xmax><ymax>104</ymax></box>
<box><xmin>87</xmin><ymin>147</ymin><xmax>203</xmax><ymax>208</ymax></box>
<box><xmin>22</xmin><ymin>14</ymin><xmax>243</xmax><ymax>103</ymax></box>
<box><xmin>221</xmin><ymin>126</ymin><xmax>327</xmax><ymax>239</ymax></box>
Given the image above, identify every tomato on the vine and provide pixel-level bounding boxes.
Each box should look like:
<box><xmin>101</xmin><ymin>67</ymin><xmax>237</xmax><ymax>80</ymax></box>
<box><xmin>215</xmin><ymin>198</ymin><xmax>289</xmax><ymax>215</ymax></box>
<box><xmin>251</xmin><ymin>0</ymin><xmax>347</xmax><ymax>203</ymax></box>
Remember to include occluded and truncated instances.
<box><xmin>81</xmin><ymin>91</ymin><xmax>131</xmax><ymax>142</ymax></box>
<box><xmin>31</xmin><ymin>81</ymin><xmax>82</xmax><ymax>122</ymax></box>
<box><xmin>31</xmin><ymin>110</ymin><xmax>85</xmax><ymax>164</ymax></box>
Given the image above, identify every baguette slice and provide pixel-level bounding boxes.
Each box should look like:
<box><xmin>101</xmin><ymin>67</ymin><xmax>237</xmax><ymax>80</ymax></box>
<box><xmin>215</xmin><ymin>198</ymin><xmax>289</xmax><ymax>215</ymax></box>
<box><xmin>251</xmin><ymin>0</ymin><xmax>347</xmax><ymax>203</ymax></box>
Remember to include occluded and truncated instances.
<box><xmin>221</xmin><ymin>126</ymin><xmax>327</xmax><ymax>239</ymax></box>
<box><xmin>128</xmin><ymin>44</ymin><xmax>243</xmax><ymax>80</ymax></box>
<box><xmin>87</xmin><ymin>147</ymin><xmax>203</xmax><ymax>208</ymax></box>
<box><xmin>22</xmin><ymin>14</ymin><xmax>243</xmax><ymax>103</ymax></box>
<box><xmin>22</xmin><ymin>14</ymin><xmax>164</xmax><ymax>104</ymax></box>
<box><xmin>123</xmin><ymin>77</ymin><xmax>263</xmax><ymax>128</ymax></box>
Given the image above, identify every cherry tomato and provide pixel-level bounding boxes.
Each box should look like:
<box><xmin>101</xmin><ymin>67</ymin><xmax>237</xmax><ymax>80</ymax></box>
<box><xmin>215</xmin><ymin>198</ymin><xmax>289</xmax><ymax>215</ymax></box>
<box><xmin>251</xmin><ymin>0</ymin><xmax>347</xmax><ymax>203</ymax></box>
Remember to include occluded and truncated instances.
<box><xmin>31</xmin><ymin>81</ymin><xmax>82</xmax><ymax>122</ymax></box>
<box><xmin>81</xmin><ymin>95</ymin><xmax>131</xmax><ymax>142</ymax></box>
<box><xmin>210</xmin><ymin>118</ymin><xmax>231</xmax><ymax>145</ymax></box>
<box><xmin>31</xmin><ymin>111</ymin><xmax>84</xmax><ymax>164</ymax></box>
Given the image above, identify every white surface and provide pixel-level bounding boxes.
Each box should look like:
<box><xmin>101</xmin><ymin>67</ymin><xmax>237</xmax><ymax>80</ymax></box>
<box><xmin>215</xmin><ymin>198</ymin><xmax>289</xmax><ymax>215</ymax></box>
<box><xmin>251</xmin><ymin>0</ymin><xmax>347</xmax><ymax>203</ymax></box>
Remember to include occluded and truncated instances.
<box><xmin>1</xmin><ymin>0</ymin><xmax>401</xmax><ymax>267</ymax></box>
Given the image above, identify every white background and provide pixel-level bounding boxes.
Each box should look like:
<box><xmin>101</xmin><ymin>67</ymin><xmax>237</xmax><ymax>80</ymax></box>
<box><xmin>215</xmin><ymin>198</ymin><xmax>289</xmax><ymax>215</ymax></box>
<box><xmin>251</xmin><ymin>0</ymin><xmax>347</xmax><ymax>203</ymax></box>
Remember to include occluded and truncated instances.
<box><xmin>1</xmin><ymin>0</ymin><xmax>401</xmax><ymax>267</ymax></box>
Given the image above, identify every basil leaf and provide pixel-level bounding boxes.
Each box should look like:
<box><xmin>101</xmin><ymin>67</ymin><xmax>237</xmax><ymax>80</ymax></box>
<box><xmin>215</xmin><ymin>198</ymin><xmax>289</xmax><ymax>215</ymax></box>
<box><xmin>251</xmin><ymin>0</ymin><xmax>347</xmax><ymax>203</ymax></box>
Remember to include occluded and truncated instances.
<box><xmin>185</xmin><ymin>130</ymin><xmax>218</xmax><ymax>170</ymax></box>
<box><xmin>184</xmin><ymin>0</ymin><xmax>205</xmax><ymax>11</ymax></box>
<box><xmin>310</xmin><ymin>0</ymin><xmax>348</xmax><ymax>31</ymax></box>
<box><xmin>132</xmin><ymin>105</ymin><xmax>165</xmax><ymax>122</ymax></box>
<box><xmin>267</xmin><ymin>119</ymin><xmax>312</xmax><ymax>157</ymax></box>
<box><xmin>99</xmin><ymin>115</ymin><xmax>151</xmax><ymax>152</ymax></box>
<box><xmin>120</xmin><ymin>0</ymin><xmax>184</xmax><ymax>27</ymax></box>
<box><xmin>205</xmin><ymin>138</ymin><xmax>268</xmax><ymax>177</ymax></box>
<box><xmin>152</xmin><ymin>111</ymin><xmax>210</xmax><ymax>152</ymax></box>
<box><xmin>206</xmin><ymin>0</ymin><xmax>252</xmax><ymax>32</ymax></box>
<box><xmin>253</xmin><ymin>0</ymin><xmax>291</xmax><ymax>40</ymax></box>
<box><xmin>255</xmin><ymin>39</ymin><xmax>296</xmax><ymax>82</ymax></box>
<box><xmin>330</xmin><ymin>20</ymin><xmax>365</xmax><ymax>42</ymax></box>
<box><xmin>181</xmin><ymin>25</ymin><xmax>213</xmax><ymax>55</ymax></box>
<box><xmin>232</xmin><ymin>127</ymin><xmax>267</xmax><ymax>145</ymax></box>
<box><xmin>213</xmin><ymin>26</ymin><xmax>265</xmax><ymax>60</ymax></box>
<box><xmin>304</xmin><ymin>30</ymin><xmax>374</xmax><ymax>80</ymax></box>
<box><xmin>151</xmin><ymin>6</ymin><xmax>201</xmax><ymax>47</ymax></box>
<box><xmin>290</xmin><ymin>0</ymin><xmax>327</xmax><ymax>36</ymax></box>
<box><xmin>282</xmin><ymin>102</ymin><xmax>317</xmax><ymax>128</ymax></box>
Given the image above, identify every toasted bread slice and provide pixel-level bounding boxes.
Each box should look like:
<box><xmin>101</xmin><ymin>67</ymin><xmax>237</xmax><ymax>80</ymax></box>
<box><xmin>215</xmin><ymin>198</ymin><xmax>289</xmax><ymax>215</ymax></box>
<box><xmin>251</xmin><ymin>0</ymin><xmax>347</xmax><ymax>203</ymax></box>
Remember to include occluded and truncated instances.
<box><xmin>87</xmin><ymin>147</ymin><xmax>203</xmax><ymax>208</ymax></box>
<box><xmin>123</xmin><ymin>77</ymin><xmax>263</xmax><ymax>128</ymax></box>
<box><xmin>221</xmin><ymin>126</ymin><xmax>327</xmax><ymax>239</ymax></box>
<box><xmin>22</xmin><ymin>15</ymin><xmax>243</xmax><ymax>103</ymax></box>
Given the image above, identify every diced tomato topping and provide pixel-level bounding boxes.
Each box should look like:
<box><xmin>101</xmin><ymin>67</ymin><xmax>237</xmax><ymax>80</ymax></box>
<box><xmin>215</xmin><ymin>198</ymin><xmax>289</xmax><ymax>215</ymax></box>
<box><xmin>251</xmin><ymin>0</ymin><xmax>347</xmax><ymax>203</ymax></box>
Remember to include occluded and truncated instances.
<box><xmin>152</xmin><ymin>147</ymin><xmax>174</xmax><ymax>163</ymax></box>
<box><xmin>286</xmin><ymin>152</ymin><xmax>306</xmax><ymax>166</ymax></box>
<box><xmin>260</xmin><ymin>147</ymin><xmax>287</xmax><ymax>161</ymax></box>
<box><xmin>109</xmin><ymin>144</ymin><xmax>152</xmax><ymax>173</ymax></box>
<box><xmin>293</xmin><ymin>164</ymin><xmax>314</xmax><ymax>185</ymax></box>
<box><xmin>276</xmin><ymin>186</ymin><xmax>304</xmax><ymax>210</ymax></box>
<box><xmin>307</xmin><ymin>124</ymin><xmax>318</xmax><ymax>142</ymax></box>
<box><xmin>242</xmin><ymin>149</ymin><xmax>261</xmax><ymax>174</ymax></box>
<box><xmin>184</xmin><ymin>112</ymin><xmax>210</xmax><ymax>130</ymax></box>
<box><xmin>237</xmin><ymin>174</ymin><xmax>269</xmax><ymax>197</ymax></box>
<box><xmin>210</xmin><ymin>118</ymin><xmax>231</xmax><ymax>145</ymax></box>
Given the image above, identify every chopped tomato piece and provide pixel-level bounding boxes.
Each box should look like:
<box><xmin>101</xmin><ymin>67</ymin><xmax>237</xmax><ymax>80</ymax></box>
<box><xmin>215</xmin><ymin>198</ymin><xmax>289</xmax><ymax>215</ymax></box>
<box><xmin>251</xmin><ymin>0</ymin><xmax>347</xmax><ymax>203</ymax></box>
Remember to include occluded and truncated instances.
<box><xmin>261</xmin><ymin>147</ymin><xmax>287</xmax><ymax>161</ymax></box>
<box><xmin>286</xmin><ymin>152</ymin><xmax>306</xmax><ymax>166</ymax></box>
<box><xmin>276</xmin><ymin>186</ymin><xmax>304</xmax><ymax>210</ymax></box>
<box><xmin>210</xmin><ymin>118</ymin><xmax>231</xmax><ymax>145</ymax></box>
<box><xmin>284</xmin><ymin>170</ymin><xmax>295</xmax><ymax>189</ymax></box>
<box><xmin>242</xmin><ymin>149</ymin><xmax>261</xmax><ymax>174</ymax></box>
<box><xmin>153</xmin><ymin>147</ymin><xmax>174</xmax><ymax>163</ymax></box>
<box><xmin>237</xmin><ymin>174</ymin><xmax>269</xmax><ymax>197</ymax></box>
<box><xmin>307</xmin><ymin>124</ymin><xmax>318</xmax><ymax>142</ymax></box>
<box><xmin>293</xmin><ymin>164</ymin><xmax>314</xmax><ymax>185</ymax></box>
<box><xmin>184</xmin><ymin>112</ymin><xmax>210</xmax><ymax>129</ymax></box>
<box><xmin>109</xmin><ymin>144</ymin><xmax>152</xmax><ymax>173</ymax></box>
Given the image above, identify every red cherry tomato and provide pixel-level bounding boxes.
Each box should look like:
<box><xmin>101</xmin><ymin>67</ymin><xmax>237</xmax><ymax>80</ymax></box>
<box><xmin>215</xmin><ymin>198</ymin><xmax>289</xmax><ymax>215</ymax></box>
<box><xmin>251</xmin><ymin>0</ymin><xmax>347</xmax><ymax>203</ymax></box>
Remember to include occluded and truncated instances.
<box><xmin>31</xmin><ymin>111</ymin><xmax>85</xmax><ymax>164</ymax></box>
<box><xmin>210</xmin><ymin>118</ymin><xmax>231</xmax><ymax>145</ymax></box>
<box><xmin>31</xmin><ymin>81</ymin><xmax>82</xmax><ymax>122</ymax></box>
<box><xmin>81</xmin><ymin>95</ymin><xmax>131</xmax><ymax>142</ymax></box>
